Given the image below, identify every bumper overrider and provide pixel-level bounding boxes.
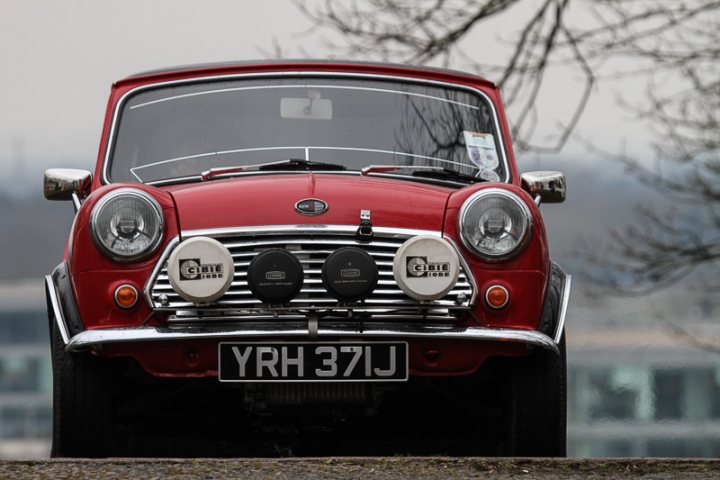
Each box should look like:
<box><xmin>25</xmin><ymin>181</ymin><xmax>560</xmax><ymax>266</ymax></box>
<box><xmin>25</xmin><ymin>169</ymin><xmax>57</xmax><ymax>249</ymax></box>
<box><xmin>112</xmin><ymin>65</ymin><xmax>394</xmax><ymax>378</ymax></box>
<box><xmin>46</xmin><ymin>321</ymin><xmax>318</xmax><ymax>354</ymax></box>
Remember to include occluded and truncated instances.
<box><xmin>45</xmin><ymin>262</ymin><xmax>571</xmax><ymax>356</ymax></box>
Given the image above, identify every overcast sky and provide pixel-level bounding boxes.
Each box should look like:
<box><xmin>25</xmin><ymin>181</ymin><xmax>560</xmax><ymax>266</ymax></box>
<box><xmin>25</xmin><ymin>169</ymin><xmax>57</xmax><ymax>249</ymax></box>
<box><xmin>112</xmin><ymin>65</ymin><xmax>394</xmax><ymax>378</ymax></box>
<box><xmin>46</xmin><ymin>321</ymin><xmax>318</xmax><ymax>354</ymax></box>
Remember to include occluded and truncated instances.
<box><xmin>0</xmin><ymin>1</ymin><xmax>314</xmax><ymax>184</ymax></box>
<box><xmin>0</xmin><ymin>0</ymin><xmax>660</xmax><ymax>198</ymax></box>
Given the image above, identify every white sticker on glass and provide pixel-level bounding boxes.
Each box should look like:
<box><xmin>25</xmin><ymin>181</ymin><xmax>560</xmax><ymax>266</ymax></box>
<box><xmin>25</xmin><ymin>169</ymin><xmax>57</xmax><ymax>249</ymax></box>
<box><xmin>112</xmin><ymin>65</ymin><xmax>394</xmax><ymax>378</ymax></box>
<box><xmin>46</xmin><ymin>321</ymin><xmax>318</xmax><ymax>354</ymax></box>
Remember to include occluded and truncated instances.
<box><xmin>463</xmin><ymin>131</ymin><xmax>500</xmax><ymax>170</ymax></box>
<box><xmin>479</xmin><ymin>169</ymin><xmax>500</xmax><ymax>182</ymax></box>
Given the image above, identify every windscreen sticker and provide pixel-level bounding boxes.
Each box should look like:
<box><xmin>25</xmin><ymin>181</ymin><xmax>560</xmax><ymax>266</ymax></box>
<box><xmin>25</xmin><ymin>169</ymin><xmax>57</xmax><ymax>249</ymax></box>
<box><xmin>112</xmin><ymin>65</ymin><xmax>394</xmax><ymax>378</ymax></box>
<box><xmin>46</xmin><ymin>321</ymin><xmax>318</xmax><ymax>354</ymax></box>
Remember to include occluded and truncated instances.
<box><xmin>479</xmin><ymin>169</ymin><xmax>500</xmax><ymax>182</ymax></box>
<box><xmin>463</xmin><ymin>131</ymin><xmax>500</xmax><ymax>170</ymax></box>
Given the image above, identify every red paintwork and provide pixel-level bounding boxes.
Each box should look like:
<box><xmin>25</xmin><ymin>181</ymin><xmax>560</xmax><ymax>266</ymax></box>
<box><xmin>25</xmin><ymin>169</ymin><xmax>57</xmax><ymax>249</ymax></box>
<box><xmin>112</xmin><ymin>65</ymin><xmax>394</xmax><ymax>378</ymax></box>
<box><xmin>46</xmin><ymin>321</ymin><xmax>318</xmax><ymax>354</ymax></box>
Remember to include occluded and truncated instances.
<box><xmin>168</xmin><ymin>174</ymin><xmax>451</xmax><ymax>232</ymax></box>
<box><xmin>443</xmin><ymin>182</ymin><xmax>550</xmax><ymax>330</ymax></box>
<box><xmin>65</xmin><ymin>61</ymin><xmax>551</xmax><ymax>378</ymax></box>
<box><xmin>99</xmin><ymin>339</ymin><xmax>528</xmax><ymax>378</ymax></box>
<box><xmin>68</xmin><ymin>184</ymin><xmax>178</xmax><ymax>330</ymax></box>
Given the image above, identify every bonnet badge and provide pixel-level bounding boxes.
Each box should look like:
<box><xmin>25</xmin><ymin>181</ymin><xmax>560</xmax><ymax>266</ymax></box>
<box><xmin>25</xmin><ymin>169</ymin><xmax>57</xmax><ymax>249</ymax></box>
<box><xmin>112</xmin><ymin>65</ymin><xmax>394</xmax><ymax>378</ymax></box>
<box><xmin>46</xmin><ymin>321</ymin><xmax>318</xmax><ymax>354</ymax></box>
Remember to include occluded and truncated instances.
<box><xmin>295</xmin><ymin>198</ymin><xmax>328</xmax><ymax>216</ymax></box>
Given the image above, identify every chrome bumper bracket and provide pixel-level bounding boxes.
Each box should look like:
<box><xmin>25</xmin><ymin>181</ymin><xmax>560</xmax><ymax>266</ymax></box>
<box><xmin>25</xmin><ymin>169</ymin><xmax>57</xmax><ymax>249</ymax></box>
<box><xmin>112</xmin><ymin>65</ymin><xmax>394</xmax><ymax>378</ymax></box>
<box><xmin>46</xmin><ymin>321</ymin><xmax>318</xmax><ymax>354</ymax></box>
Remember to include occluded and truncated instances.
<box><xmin>45</xmin><ymin>274</ymin><xmax>71</xmax><ymax>345</ymax></box>
<box><xmin>553</xmin><ymin>264</ymin><xmax>572</xmax><ymax>344</ymax></box>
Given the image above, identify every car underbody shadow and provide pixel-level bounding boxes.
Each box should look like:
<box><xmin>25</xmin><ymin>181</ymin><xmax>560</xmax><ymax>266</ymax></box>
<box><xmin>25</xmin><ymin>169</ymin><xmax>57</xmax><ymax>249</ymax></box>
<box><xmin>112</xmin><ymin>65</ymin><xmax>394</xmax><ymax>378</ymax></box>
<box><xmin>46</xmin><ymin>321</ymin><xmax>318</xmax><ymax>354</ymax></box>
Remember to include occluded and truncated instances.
<box><xmin>104</xmin><ymin>358</ymin><xmax>509</xmax><ymax>457</ymax></box>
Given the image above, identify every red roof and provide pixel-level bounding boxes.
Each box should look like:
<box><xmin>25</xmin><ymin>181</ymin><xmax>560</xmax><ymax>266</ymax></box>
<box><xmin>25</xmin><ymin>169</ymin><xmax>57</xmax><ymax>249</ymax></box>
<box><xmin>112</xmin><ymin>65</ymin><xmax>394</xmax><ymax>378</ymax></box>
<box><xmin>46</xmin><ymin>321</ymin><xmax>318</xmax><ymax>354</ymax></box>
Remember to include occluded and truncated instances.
<box><xmin>116</xmin><ymin>59</ymin><xmax>497</xmax><ymax>89</ymax></box>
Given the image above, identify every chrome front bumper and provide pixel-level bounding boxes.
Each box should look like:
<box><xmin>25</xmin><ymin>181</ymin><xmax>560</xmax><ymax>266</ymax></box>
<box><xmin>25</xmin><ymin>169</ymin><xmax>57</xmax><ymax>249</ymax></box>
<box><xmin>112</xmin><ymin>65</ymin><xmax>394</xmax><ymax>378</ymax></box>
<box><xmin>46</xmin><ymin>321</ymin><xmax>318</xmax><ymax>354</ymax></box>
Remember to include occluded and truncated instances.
<box><xmin>46</xmin><ymin>266</ymin><xmax>571</xmax><ymax>356</ymax></box>
<box><xmin>64</xmin><ymin>324</ymin><xmax>560</xmax><ymax>354</ymax></box>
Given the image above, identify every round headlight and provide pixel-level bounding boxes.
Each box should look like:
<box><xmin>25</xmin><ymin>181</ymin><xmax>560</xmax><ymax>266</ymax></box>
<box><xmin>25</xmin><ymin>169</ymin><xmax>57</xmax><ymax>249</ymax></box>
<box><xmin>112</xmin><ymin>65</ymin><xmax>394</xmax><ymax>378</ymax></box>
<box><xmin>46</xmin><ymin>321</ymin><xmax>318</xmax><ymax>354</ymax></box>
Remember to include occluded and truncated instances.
<box><xmin>90</xmin><ymin>188</ymin><xmax>164</xmax><ymax>261</ymax></box>
<box><xmin>459</xmin><ymin>189</ymin><xmax>532</xmax><ymax>260</ymax></box>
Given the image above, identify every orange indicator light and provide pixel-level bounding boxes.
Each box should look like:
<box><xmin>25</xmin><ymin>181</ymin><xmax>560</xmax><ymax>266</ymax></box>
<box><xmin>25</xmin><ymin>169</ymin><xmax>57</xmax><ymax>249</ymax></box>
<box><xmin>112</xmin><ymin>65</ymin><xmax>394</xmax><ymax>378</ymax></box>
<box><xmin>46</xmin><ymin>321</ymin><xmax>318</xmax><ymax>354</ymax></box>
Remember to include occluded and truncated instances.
<box><xmin>485</xmin><ymin>285</ymin><xmax>509</xmax><ymax>309</ymax></box>
<box><xmin>114</xmin><ymin>284</ymin><xmax>138</xmax><ymax>309</ymax></box>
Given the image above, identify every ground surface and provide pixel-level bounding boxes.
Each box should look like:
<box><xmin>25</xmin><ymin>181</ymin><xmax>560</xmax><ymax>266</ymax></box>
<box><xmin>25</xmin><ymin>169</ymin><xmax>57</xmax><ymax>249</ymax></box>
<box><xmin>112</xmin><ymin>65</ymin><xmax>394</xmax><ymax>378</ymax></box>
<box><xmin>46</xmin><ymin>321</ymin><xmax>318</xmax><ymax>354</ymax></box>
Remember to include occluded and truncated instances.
<box><xmin>2</xmin><ymin>458</ymin><xmax>720</xmax><ymax>479</ymax></box>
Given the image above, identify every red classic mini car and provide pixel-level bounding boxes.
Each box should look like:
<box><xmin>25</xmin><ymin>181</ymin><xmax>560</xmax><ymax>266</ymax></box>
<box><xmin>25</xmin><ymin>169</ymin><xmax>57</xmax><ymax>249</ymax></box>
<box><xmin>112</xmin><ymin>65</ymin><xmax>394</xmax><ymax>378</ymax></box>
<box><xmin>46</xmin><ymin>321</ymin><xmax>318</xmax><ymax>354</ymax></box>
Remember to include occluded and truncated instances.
<box><xmin>44</xmin><ymin>61</ymin><xmax>570</xmax><ymax>457</ymax></box>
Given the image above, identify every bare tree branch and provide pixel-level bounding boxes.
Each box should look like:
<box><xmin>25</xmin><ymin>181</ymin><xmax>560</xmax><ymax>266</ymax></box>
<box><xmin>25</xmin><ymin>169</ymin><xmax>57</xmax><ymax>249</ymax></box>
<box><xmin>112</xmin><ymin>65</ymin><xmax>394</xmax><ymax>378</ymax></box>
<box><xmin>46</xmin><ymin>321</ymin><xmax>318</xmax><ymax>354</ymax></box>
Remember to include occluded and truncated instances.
<box><xmin>288</xmin><ymin>0</ymin><xmax>720</xmax><ymax>350</ymax></box>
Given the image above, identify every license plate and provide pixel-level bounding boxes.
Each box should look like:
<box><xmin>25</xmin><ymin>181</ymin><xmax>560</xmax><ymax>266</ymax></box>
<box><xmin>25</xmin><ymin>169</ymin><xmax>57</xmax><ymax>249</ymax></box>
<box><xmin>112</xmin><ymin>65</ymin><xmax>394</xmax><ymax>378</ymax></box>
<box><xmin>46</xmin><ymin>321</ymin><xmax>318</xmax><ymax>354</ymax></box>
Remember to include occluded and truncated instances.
<box><xmin>218</xmin><ymin>342</ymin><xmax>408</xmax><ymax>382</ymax></box>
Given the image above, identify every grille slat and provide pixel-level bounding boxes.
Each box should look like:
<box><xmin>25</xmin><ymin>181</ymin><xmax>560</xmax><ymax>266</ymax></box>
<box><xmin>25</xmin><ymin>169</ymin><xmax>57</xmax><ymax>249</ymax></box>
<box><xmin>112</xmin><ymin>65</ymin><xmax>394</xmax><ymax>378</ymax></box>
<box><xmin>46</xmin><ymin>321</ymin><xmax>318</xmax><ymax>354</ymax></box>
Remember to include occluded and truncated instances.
<box><xmin>156</xmin><ymin>296</ymin><xmax>468</xmax><ymax>307</ymax></box>
<box><xmin>231</xmin><ymin>249</ymin><xmax>397</xmax><ymax>258</ymax></box>
<box><xmin>223</xmin><ymin>238</ymin><xmax>403</xmax><ymax>250</ymax></box>
<box><xmin>149</xmin><ymin>229</ymin><xmax>474</xmax><ymax>323</ymax></box>
<box><xmin>156</xmin><ymin>270</ymin><xmax>468</xmax><ymax>282</ymax></box>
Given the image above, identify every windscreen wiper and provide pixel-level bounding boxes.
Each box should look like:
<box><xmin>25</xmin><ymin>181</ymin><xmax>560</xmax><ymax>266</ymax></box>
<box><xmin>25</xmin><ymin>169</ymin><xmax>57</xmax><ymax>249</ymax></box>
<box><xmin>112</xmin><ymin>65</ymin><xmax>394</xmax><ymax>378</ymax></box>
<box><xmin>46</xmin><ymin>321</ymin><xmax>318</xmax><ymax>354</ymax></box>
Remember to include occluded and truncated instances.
<box><xmin>411</xmin><ymin>168</ymin><xmax>486</xmax><ymax>184</ymax></box>
<box><xmin>201</xmin><ymin>158</ymin><xmax>346</xmax><ymax>181</ymax></box>
<box><xmin>360</xmin><ymin>165</ymin><xmax>445</xmax><ymax>176</ymax></box>
<box><xmin>361</xmin><ymin>164</ymin><xmax>485</xmax><ymax>184</ymax></box>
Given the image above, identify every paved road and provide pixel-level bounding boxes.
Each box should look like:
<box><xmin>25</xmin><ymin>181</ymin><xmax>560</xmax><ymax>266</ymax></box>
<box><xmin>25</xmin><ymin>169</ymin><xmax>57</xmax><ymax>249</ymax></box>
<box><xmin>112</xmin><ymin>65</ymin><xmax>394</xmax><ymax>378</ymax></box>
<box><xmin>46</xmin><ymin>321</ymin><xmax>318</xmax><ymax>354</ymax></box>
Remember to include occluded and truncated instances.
<box><xmin>2</xmin><ymin>458</ymin><xmax>720</xmax><ymax>479</ymax></box>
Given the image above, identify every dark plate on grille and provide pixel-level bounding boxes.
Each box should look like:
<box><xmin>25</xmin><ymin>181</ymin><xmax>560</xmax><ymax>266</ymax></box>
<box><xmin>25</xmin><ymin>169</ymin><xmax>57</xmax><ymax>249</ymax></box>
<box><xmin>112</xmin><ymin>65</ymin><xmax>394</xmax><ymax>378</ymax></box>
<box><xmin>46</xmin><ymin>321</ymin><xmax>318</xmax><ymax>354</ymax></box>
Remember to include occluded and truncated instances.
<box><xmin>322</xmin><ymin>247</ymin><xmax>378</xmax><ymax>302</ymax></box>
<box><xmin>247</xmin><ymin>249</ymin><xmax>304</xmax><ymax>303</ymax></box>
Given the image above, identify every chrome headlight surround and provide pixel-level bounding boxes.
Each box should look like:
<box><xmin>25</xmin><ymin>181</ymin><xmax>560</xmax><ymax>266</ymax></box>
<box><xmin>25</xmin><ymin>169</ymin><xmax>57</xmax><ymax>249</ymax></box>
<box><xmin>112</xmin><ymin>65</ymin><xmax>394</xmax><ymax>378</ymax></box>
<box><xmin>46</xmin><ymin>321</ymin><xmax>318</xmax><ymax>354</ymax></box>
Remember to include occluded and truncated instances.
<box><xmin>458</xmin><ymin>188</ymin><xmax>532</xmax><ymax>261</ymax></box>
<box><xmin>90</xmin><ymin>188</ymin><xmax>164</xmax><ymax>262</ymax></box>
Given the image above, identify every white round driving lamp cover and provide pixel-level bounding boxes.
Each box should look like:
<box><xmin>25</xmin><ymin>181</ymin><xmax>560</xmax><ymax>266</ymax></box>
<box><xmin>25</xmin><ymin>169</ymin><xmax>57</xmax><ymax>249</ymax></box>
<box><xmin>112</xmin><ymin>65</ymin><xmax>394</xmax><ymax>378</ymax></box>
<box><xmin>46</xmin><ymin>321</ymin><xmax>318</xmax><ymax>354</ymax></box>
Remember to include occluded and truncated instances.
<box><xmin>167</xmin><ymin>237</ymin><xmax>234</xmax><ymax>304</ymax></box>
<box><xmin>393</xmin><ymin>235</ymin><xmax>460</xmax><ymax>301</ymax></box>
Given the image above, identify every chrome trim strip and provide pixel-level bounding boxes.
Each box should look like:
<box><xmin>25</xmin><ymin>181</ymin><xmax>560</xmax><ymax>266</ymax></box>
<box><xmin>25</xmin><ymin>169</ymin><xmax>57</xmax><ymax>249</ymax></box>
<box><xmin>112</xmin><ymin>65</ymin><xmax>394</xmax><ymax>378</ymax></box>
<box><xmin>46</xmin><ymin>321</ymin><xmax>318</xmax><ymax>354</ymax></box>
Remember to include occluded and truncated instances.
<box><xmin>71</xmin><ymin>192</ymin><xmax>82</xmax><ymax>213</ymax></box>
<box><xmin>45</xmin><ymin>275</ymin><xmax>70</xmax><ymax>345</ymax></box>
<box><xmin>182</xmin><ymin>224</ymin><xmax>442</xmax><ymax>239</ymax></box>
<box><xmin>167</xmin><ymin>313</ymin><xmax>466</xmax><ymax>323</ymax></box>
<box><xmin>155</xmin><ymin>298</ymin><xmax>469</xmax><ymax>310</ymax></box>
<box><xmin>143</xmin><ymin>236</ymin><xmax>180</xmax><ymax>307</ymax></box>
<box><xmin>554</xmin><ymin>264</ymin><xmax>572</xmax><ymax>344</ymax></box>
<box><xmin>130</xmin><ymin>83</ymin><xmax>482</xmax><ymax>111</ymax></box>
<box><xmin>102</xmin><ymin>71</ymin><xmax>511</xmax><ymax>184</ymax></box>
<box><xmin>444</xmin><ymin>236</ymin><xmax>478</xmax><ymax>305</ymax></box>
<box><xmin>66</xmin><ymin>325</ymin><xmax>558</xmax><ymax>354</ymax></box>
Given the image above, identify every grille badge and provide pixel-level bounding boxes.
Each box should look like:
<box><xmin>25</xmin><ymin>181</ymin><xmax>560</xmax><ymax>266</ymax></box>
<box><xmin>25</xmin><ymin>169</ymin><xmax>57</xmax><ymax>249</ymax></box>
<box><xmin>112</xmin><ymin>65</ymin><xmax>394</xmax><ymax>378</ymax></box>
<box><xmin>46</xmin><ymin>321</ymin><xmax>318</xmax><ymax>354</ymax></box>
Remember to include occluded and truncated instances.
<box><xmin>295</xmin><ymin>198</ymin><xmax>328</xmax><ymax>216</ymax></box>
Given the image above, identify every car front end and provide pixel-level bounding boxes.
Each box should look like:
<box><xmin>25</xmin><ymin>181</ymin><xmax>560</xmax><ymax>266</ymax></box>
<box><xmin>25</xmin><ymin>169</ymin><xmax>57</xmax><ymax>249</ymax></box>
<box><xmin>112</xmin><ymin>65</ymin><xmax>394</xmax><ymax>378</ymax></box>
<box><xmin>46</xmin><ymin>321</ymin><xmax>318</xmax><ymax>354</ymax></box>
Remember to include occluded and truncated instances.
<box><xmin>44</xmin><ymin>61</ymin><xmax>570</xmax><ymax>457</ymax></box>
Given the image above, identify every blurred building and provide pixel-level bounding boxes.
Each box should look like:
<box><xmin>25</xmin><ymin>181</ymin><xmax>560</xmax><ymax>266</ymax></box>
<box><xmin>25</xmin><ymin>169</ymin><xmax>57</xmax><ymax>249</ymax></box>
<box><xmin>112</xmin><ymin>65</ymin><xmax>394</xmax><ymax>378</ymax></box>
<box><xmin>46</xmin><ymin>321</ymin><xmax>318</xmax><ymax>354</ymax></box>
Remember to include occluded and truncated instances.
<box><xmin>1</xmin><ymin>281</ymin><xmax>719</xmax><ymax>458</ymax></box>
<box><xmin>567</xmin><ymin>326</ymin><xmax>720</xmax><ymax>457</ymax></box>
<box><xmin>0</xmin><ymin>281</ymin><xmax>51</xmax><ymax>459</ymax></box>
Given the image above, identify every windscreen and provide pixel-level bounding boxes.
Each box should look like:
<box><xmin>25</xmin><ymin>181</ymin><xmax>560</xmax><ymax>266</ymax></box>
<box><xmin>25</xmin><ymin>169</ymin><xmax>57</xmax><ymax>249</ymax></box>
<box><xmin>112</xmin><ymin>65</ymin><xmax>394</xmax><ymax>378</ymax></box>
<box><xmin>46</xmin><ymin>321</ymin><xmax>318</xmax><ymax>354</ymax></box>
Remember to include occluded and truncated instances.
<box><xmin>108</xmin><ymin>76</ymin><xmax>507</xmax><ymax>184</ymax></box>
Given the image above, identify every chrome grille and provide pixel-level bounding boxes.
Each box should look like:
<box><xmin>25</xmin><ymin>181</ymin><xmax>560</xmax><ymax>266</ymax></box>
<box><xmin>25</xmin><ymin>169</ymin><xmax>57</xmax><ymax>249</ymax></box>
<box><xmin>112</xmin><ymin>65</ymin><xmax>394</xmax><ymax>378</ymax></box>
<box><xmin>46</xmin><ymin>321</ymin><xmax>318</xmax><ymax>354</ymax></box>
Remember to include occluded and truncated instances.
<box><xmin>147</xmin><ymin>226</ymin><xmax>474</xmax><ymax>323</ymax></box>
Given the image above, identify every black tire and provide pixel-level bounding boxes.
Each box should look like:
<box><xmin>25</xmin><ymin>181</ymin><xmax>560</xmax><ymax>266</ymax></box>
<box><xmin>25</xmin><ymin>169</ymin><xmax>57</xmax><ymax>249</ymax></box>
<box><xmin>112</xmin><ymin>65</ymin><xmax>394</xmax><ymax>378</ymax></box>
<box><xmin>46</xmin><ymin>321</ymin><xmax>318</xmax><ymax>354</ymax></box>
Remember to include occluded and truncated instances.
<box><xmin>503</xmin><ymin>333</ymin><xmax>567</xmax><ymax>457</ymax></box>
<box><xmin>50</xmin><ymin>317</ymin><xmax>115</xmax><ymax>457</ymax></box>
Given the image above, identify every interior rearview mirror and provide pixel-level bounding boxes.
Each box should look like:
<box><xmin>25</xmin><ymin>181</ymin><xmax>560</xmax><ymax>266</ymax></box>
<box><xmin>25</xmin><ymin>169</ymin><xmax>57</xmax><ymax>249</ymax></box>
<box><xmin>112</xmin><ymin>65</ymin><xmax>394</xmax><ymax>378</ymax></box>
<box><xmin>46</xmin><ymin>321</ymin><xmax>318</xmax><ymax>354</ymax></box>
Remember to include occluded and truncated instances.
<box><xmin>43</xmin><ymin>168</ymin><xmax>92</xmax><ymax>201</ymax></box>
<box><xmin>280</xmin><ymin>91</ymin><xmax>333</xmax><ymax>120</ymax></box>
<box><xmin>520</xmin><ymin>171</ymin><xmax>566</xmax><ymax>204</ymax></box>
